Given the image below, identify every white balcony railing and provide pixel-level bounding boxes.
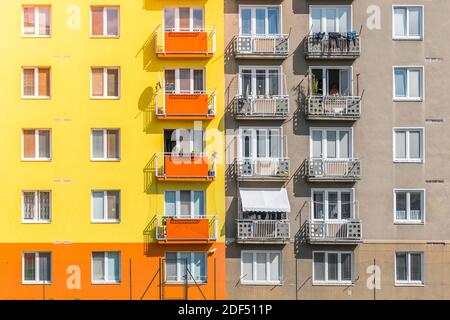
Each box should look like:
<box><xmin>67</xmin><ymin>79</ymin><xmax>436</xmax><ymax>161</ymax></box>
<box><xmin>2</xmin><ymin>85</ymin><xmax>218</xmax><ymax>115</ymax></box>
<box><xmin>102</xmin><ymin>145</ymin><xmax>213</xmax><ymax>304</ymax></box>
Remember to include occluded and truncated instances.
<box><xmin>236</xmin><ymin>158</ymin><xmax>289</xmax><ymax>179</ymax></box>
<box><xmin>235</xmin><ymin>95</ymin><xmax>289</xmax><ymax>118</ymax></box>
<box><xmin>307</xmin><ymin>95</ymin><xmax>361</xmax><ymax>119</ymax></box>
<box><xmin>305</xmin><ymin>158</ymin><xmax>361</xmax><ymax>180</ymax></box>
<box><xmin>235</xmin><ymin>34</ymin><xmax>289</xmax><ymax>57</ymax></box>
<box><xmin>237</xmin><ymin>219</ymin><xmax>290</xmax><ymax>242</ymax></box>
<box><xmin>305</xmin><ymin>32</ymin><xmax>360</xmax><ymax>58</ymax></box>
<box><xmin>307</xmin><ymin>219</ymin><xmax>362</xmax><ymax>242</ymax></box>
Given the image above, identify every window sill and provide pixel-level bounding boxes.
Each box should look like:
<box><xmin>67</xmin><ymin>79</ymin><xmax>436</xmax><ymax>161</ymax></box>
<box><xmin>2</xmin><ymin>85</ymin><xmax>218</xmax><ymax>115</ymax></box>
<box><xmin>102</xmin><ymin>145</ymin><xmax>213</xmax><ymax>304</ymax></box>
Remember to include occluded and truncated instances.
<box><xmin>21</xmin><ymin>158</ymin><xmax>52</xmax><ymax>162</ymax></box>
<box><xmin>90</xmin><ymin>96</ymin><xmax>120</xmax><ymax>100</ymax></box>
<box><xmin>395</xmin><ymin>282</ymin><xmax>424</xmax><ymax>287</ymax></box>
<box><xmin>91</xmin><ymin>220</ymin><xmax>121</xmax><ymax>224</ymax></box>
<box><xmin>90</xmin><ymin>159</ymin><xmax>121</xmax><ymax>162</ymax></box>
<box><xmin>22</xmin><ymin>221</ymin><xmax>51</xmax><ymax>224</ymax></box>
<box><xmin>165</xmin><ymin>281</ymin><xmax>208</xmax><ymax>285</ymax></box>
<box><xmin>22</xmin><ymin>281</ymin><xmax>52</xmax><ymax>285</ymax></box>
<box><xmin>90</xmin><ymin>35</ymin><xmax>120</xmax><ymax>39</ymax></box>
<box><xmin>394</xmin><ymin>221</ymin><xmax>424</xmax><ymax>225</ymax></box>
<box><xmin>91</xmin><ymin>281</ymin><xmax>121</xmax><ymax>285</ymax></box>
<box><xmin>392</xmin><ymin>37</ymin><xmax>423</xmax><ymax>41</ymax></box>
<box><xmin>393</xmin><ymin>160</ymin><xmax>424</xmax><ymax>164</ymax></box>
<box><xmin>21</xmin><ymin>35</ymin><xmax>51</xmax><ymax>38</ymax></box>
<box><xmin>393</xmin><ymin>98</ymin><xmax>423</xmax><ymax>102</ymax></box>
<box><xmin>21</xmin><ymin>96</ymin><xmax>51</xmax><ymax>100</ymax></box>
<box><xmin>312</xmin><ymin>282</ymin><xmax>354</xmax><ymax>286</ymax></box>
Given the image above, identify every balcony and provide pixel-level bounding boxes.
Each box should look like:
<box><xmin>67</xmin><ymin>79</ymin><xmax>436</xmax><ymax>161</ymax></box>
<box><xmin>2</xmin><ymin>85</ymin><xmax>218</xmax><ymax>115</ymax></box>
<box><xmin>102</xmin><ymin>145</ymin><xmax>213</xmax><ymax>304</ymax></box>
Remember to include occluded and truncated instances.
<box><xmin>156</xmin><ymin>216</ymin><xmax>218</xmax><ymax>243</ymax></box>
<box><xmin>235</xmin><ymin>34</ymin><xmax>289</xmax><ymax>59</ymax></box>
<box><xmin>234</xmin><ymin>95</ymin><xmax>289</xmax><ymax>120</ymax></box>
<box><xmin>155</xmin><ymin>153</ymin><xmax>216</xmax><ymax>182</ymax></box>
<box><xmin>304</xmin><ymin>158</ymin><xmax>361</xmax><ymax>182</ymax></box>
<box><xmin>304</xmin><ymin>32</ymin><xmax>360</xmax><ymax>59</ymax></box>
<box><xmin>236</xmin><ymin>220</ymin><xmax>290</xmax><ymax>244</ymax></box>
<box><xmin>155</xmin><ymin>28</ymin><xmax>216</xmax><ymax>58</ymax></box>
<box><xmin>156</xmin><ymin>90</ymin><xmax>216</xmax><ymax>120</ymax></box>
<box><xmin>236</xmin><ymin>158</ymin><xmax>290</xmax><ymax>181</ymax></box>
<box><xmin>306</xmin><ymin>96</ymin><xmax>361</xmax><ymax>121</ymax></box>
<box><xmin>305</xmin><ymin>219</ymin><xmax>362</xmax><ymax>244</ymax></box>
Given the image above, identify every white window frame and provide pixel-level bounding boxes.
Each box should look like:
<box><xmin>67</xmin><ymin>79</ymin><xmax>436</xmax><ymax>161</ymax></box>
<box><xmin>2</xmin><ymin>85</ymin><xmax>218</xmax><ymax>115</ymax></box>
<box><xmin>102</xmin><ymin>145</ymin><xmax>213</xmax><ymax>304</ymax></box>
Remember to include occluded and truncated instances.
<box><xmin>240</xmin><ymin>250</ymin><xmax>283</xmax><ymax>285</ymax></box>
<box><xmin>165</xmin><ymin>252</ymin><xmax>208</xmax><ymax>284</ymax></box>
<box><xmin>22</xmin><ymin>252</ymin><xmax>52</xmax><ymax>284</ymax></box>
<box><xmin>309</xmin><ymin>5</ymin><xmax>353</xmax><ymax>33</ymax></box>
<box><xmin>90</xmin><ymin>67</ymin><xmax>121</xmax><ymax>99</ymax></box>
<box><xmin>163</xmin><ymin>7</ymin><xmax>205</xmax><ymax>31</ymax></box>
<box><xmin>392</xmin><ymin>5</ymin><xmax>424</xmax><ymax>40</ymax></box>
<box><xmin>393</xmin><ymin>189</ymin><xmax>425</xmax><ymax>224</ymax></box>
<box><xmin>312</xmin><ymin>251</ymin><xmax>354</xmax><ymax>286</ymax></box>
<box><xmin>238</xmin><ymin>66</ymin><xmax>284</xmax><ymax>97</ymax></box>
<box><xmin>91</xmin><ymin>251</ymin><xmax>121</xmax><ymax>284</ymax></box>
<box><xmin>21</xmin><ymin>129</ymin><xmax>52</xmax><ymax>161</ymax></box>
<box><xmin>90</xmin><ymin>129</ymin><xmax>121</xmax><ymax>161</ymax></box>
<box><xmin>309</xmin><ymin>127</ymin><xmax>353</xmax><ymax>159</ymax></box>
<box><xmin>21</xmin><ymin>5</ymin><xmax>52</xmax><ymax>37</ymax></box>
<box><xmin>91</xmin><ymin>190</ymin><xmax>121</xmax><ymax>223</ymax></box>
<box><xmin>90</xmin><ymin>6</ymin><xmax>120</xmax><ymax>38</ymax></box>
<box><xmin>392</xmin><ymin>66</ymin><xmax>424</xmax><ymax>101</ymax></box>
<box><xmin>22</xmin><ymin>190</ymin><xmax>52</xmax><ymax>223</ymax></box>
<box><xmin>21</xmin><ymin>67</ymin><xmax>51</xmax><ymax>99</ymax></box>
<box><xmin>164</xmin><ymin>68</ymin><xmax>205</xmax><ymax>94</ymax></box>
<box><xmin>394</xmin><ymin>252</ymin><xmax>424</xmax><ymax>286</ymax></box>
<box><xmin>164</xmin><ymin>190</ymin><xmax>206</xmax><ymax>218</ymax></box>
<box><xmin>393</xmin><ymin>127</ymin><xmax>424</xmax><ymax>163</ymax></box>
<box><xmin>238</xmin><ymin>126</ymin><xmax>284</xmax><ymax>160</ymax></box>
<box><xmin>309</xmin><ymin>66</ymin><xmax>353</xmax><ymax>96</ymax></box>
<box><xmin>238</xmin><ymin>5</ymin><xmax>283</xmax><ymax>36</ymax></box>
<box><xmin>310</xmin><ymin>188</ymin><xmax>355</xmax><ymax>221</ymax></box>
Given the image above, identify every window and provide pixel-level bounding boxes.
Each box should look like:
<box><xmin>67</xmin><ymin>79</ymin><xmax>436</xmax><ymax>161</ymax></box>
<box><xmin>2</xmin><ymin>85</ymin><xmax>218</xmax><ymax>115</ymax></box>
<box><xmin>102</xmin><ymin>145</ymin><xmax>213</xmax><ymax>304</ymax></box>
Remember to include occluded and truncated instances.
<box><xmin>91</xmin><ymin>67</ymin><xmax>120</xmax><ymax>98</ymax></box>
<box><xmin>393</xmin><ymin>67</ymin><xmax>423</xmax><ymax>100</ymax></box>
<box><xmin>22</xmin><ymin>6</ymin><xmax>51</xmax><ymax>36</ymax></box>
<box><xmin>239</xmin><ymin>6</ymin><xmax>281</xmax><ymax>35</ymax></box>
<box><xmin>91</xmin><ymin>129</ymin><xmax>120</xmax><ymax>160</ymax></box>
<box><xmin>312</xmin><ymin>189</ymin><xmax>354</xmax><ymax>221</ymax></box>
<box><xmin>395</xmin><ymin>252</ymin><xmax>424</xmax><ymax>285</ymax></box>
<box><xmin>164</xmin><ymin>7</ymin><xmax>204</xmax><ymax>31</ymax></box>
<box><xmin>310</xmin><ymin>67</ymin><xmax>352</xmax><ymax>96</ymax></box>
<box><xmin>310</xmin><ymin>128</ymin><xmax>352</xmax><ymax>159</ymax></box>
<box><xmin>310</xmin><ymin>6</ymin><xmax>352</xmax><ymax>33</ymax></box>
<box><xmin>91</xmin><ymin>6</ymin><xmax>119</xmax><ymax>37</ymax></box>
<box><xmin>23</xmin><ymin>252</ymin><xmax>51</xmax><ymax>284</ymax></box>
<box><xmin>239</xmin><ymin>127</ymin><xmax>282</xmax><ymax>159</ymax></box>
<box><xmin>22</xmin><ymin>191</ymin><xmax>51</xmax><ymax>223</ymax></box>
<box><xmin>241</xmin><ymin>251</ymin><xmax>282</xmax><ymax>285</ymax></box>
<box><xmin>164</xmin><ymin>69</ymin><xmax>205</xmax><ymax>94</ymax></box>
<box><xmin>164</xmin><ymin>190</ymin><xmax>205</xmax><ymax>218</ymax></box>
<box><xmin>165</xmin><ymin>252</ymin><xmax>207</xmax><ymax>283</ymax></box>
<box><xmin>92</xmin><ymin>252</ymin><xmax>121</xmax><ymax>284</ymax></box>
<box><xmin>22</xmin><ymin>67</ymin><xmax>51</xmax><ymax>98</ymax></box>
<box><xmin>313</xmin><ymin>251</ymin><xmax>353</xmax><ymax>285</ymax></box>
<box><xmin>394</xmin><ymin>190</ymin><xmax>424</xmax><ymax>223</ymax></box>
<box><xmin>92</xmin><ymin>191</ymin><xmax>120</xmax><ymax>222</ymax></box>
<box><xmin>239</xmin><ymin>67</ymin><xmax>283</xmax><ymax>97</ymax></box>
<box><xmin>393</xmin><ymin>6</ymin><xmax>423</xmax><ymax>39</ymax></box>
<box><xmin>164</xmin><ymin>128</ymin><xmax>205</xmax><ymax>155</ymax></box>
<box><xmin>393</xmin><ymin>128</ymin><xmax>424</xmax><ymax>162</ymax></box>
<box><xmin>22</xmin><ymin>129</ymin><xmax>51</xmax><ymax>160</ymax></box>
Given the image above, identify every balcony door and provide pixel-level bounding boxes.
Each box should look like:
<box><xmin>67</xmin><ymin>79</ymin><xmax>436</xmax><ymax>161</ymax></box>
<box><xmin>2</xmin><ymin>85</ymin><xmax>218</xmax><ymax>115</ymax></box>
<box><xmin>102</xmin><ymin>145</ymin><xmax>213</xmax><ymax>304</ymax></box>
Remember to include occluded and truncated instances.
<box><xmin>240</xmin><ymin>128</ymin><xmax>282</xmax><ymax>161</ymax></box>
<box><xmin>164</xmin><ymin>129</ymin><xmax>205</xmax><ymax>155</ymax></box>
<box><xmin>240</xmin><ymin>67</ymin><xmax>282</xmax><ymax>98</ymax></box>
<box><xmin>164</xmin><ymin>69</ymin><xmax>204</xmax><ymax>94</ymax></box>
<box><xmin>311</xmin><ymin>128</ymin><xmax>352</xmax><ymax>159</ymax></box>
<box><xmin>240</xmin><ymin>6</ymin><xmax>280</xmax><ymax>36</ymax></box>
<box><xmin>310</xmin><ymin>67</ymin><xmax>352</xmax><ymax>96</ymax></box>
<box><xmin>164</xmin><ymin>7</ymin><xmax>204</xmax><ymax>31</ymax></box>
<box><xmin>164</xmin><ymin>190</ymin><xmax>205</xmax><ymax>218</ymax></box>
<box><xmin>310</xmin><ymin>6</ymin><xmax>351</xmax><ymax>33</ymax></box>
<box><xmin>312</xmin><ymin>189</ymin><xmax>354</xmax><ymax>221</ymax></box>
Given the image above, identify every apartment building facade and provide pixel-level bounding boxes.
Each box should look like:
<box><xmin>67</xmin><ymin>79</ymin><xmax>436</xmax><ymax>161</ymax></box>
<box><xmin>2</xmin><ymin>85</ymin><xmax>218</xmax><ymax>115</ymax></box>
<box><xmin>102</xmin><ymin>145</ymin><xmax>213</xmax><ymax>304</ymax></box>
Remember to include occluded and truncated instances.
<box><xmin>0</xmin><ymin>0</ymin><xmax>225</xmax><ymax>299</ymax></box>
<box><xmin>225</xmin><ymin>0</ymin><xmax>450</xmax><ymax>299</ymax></box>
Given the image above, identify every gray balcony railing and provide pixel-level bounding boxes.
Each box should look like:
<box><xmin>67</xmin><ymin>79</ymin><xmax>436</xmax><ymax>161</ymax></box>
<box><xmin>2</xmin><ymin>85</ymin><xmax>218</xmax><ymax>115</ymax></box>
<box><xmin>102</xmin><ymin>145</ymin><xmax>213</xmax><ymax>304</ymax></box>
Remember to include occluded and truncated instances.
<box><xmin>306</xmin><ymin>219</ymin><xmax>362</xmax><ymax>243</ymax></box>
<box><xmin>305</xmin><ymin>33</ymin><xmax>360</xmax><ymax>59</ymax></box>
<box><xmin>306</xmin><ymin>96</ymin><xmax>361</xmax><ymax>120</ymax></box>
<box><xmin>237</xmin><ymin>219</ymin><xmax>290</xmax><ymax>243</ymax></box>
<box><xmin>236</xmin><ymin>158</ymin><xmax>290</xmax><ymax>180</ymax></box>
<box><xmin>235</xmin><ymin>35</ymin><xmax>289</xmax><ymax>57</ymax></box>
<box><xmin>305</xmin><ymin>158</ymin><xmax>361</xmax><ymax>181</ymax></box>
<box><xmin>234</xmin><ymin>96</ymin><xmax>289</xmax><ymax>119</ymax></box>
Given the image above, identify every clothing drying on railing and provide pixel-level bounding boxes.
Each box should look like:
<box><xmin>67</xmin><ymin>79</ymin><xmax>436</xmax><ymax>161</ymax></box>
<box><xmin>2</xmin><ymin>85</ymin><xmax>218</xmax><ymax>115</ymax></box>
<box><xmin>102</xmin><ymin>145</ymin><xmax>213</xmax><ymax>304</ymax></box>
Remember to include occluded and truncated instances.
<box><xmin>313</xmin><ymin>32</ymin><xmax>325</xmax><ymax>41</ymax></box>
<box><xmin>328</xmin><ymin>32</ymin><xmax>342</xmax><ymax>49</ymax></box>
<box><xmin>345</xmin><ymin>32</ymin><xmax>358</xmax><ymax>47</ymax></box>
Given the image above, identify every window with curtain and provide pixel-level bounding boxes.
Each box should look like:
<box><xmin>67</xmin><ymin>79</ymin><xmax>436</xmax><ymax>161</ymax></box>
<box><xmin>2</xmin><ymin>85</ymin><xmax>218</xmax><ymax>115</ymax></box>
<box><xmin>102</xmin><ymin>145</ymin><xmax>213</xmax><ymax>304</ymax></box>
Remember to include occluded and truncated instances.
<box><xmin>312</xmin><ymin>190</ymin><xmax>353</xmax><ymax>221</ymax></box>
<box><xmin>394</xmin><ymin>128</ymin><xmax>423</xmax><ymax>162</ymax></box>
<box><xmin>91</xmin><ymin>6</ymin><xmax>119</xmax><ymax>37</ymax></box>
<box><xmin>310</xmin><ymin>128</ymin><xmax>351</xmax><ymax>159</ymax></box>
<box><xmin>23</xmin><ymin>129</ymin><xmax>51</xmax><ymax>160</ymax></box>
<box><xmin>23</xmin><ymin>252</ymin><xmax>52</xmax><ymax>284</ymax></box>
<box><xmin>163</xmin><ymin>7</ymin><xmax>204</xmax><ymax>31</ymax></box>
<box><xmin>239</xmin><ymin>67</ymin><xmax>282</xmax><ymax>97</ymax></box>
<box><xmin>395</xmin><ymin>252</ymin><xmax>423</xmax><ymax>284</ymax></box>
<box><xmin>91</xmin><ymin>67</ymin><xmax>120</xmax><ymax>98</ymax></box>
<box><xmin>165</xmin><ymin>252</ymin><xmax>207</xmax><ymax>283</ymax></box>
<box><xmin>395</xmin><ymin>190</ymin><xmax>424</xmax><ymax>223</ymax></box>
<box><xmin>309</xmin><ymin>6</ymin><xmax>351</xmax><ymax>33</ymax></box>
<box><xmin>393</xmin><ymin>6</ymin><xmax>423</xmax><ymax>39</ymax></box>
<box><xmin>92</xmin><ymin>190</ymin><xmax>120</xmax><ymax>222</ymax></box>
<box><xmin>164</xmin><ymin>190</ymin><xmax>205</xmax><ymax>218</ymax></box>
<box><xmin>92</xmin><ymin>252</ymin><xmax>121</xmax><ymax>283</ymax></box>
<box><xmin>91</xmin><ymin>129</ymin><xmax>120</xmax><ymax>160</ymax></box>
<box><xmin>164</xmin><ymin>69</ymin><xmax>205</xmax><ymax>93</ymax></box>
<box><xmin>240</xmin><ymin>127</ymin><xmax>282</xmax><ymax>159</ymax></box>
<box><xmin>241</xmin><ymin>251</ymin><xmax>281</xmax><ymax>284</ymax></box>
<box><xmin>313</xmin><ymin>251</ymin><xmax>353</xmax><ymax>284</ymax></box>
<box><xmin>23</xmin><ymin>6</ymin><xmax>51</xmax><ymax>36</ymax></box>
<box><xmin>23</xmin><ymin>191</ymin><xmax>51</xmax><ymax>222</ymax></box>
<box><xmin>394</xmin><ymin>67</ymin><xmax>423</xmax><ymax>100</ymax></box>
<box><xmin>239</xmin><ymin>7</ymin><xmax>281</xmax><ymax>35</ymax></box>
<box><xmin>22</xmin><ymin>67</ymin><xmax>50</xmax><ymax>98</ymax></box>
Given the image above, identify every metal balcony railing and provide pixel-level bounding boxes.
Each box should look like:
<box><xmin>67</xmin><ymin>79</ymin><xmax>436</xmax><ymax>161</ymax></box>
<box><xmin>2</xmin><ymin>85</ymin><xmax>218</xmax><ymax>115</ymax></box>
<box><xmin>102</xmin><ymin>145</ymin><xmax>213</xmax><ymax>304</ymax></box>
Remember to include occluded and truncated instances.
<box><xmin>234</xmin><ymin>95</ymin><xmax>289</xmax><ymax>119</ymax></box>
<box><xmin>304</xmin><ymin>32</ymin><xmax>360</xmax><ymax>59</ymax></box>
<box><xmin>235</xmin><ymin>34</ymin><xmax>289</xmax><ymax>57</ymax></box>
<box><xmin>237</xmin><ymin>219</ymin><xmax>290</xmax><ymax>243</ymax></box>
<box><xmin>155</xmin><ymin>152</ymin><xmax>217</xmax><ymax>181</ymax></box>
<box><xmin>306</xmin><ymin>95</ymin><xmax>361</xmax><ymax>120</ymax></box>
<box><xmin>156</xmin><ymin>89</ymin><xmax>216</xmax><ymax>119</ymax></box>
<box><xmin>236</xmin><ymin>158</ymin><xmax>290</xmax><ymax>180</ymax></box>
<box><xmin>156</xmin><ymin>215</ymin><xmax>218</xmax><ymax>242</ymax></box>
<box><xmin>306</xmin><ymin>219</ymin><xmax>362</xmax><ymax>243</ymax></box>
<box><xmin>155</xmin><ymin>27</ymin><xmax>216</xmax><ymax>56</ymax></box>
<box><xmin>304</xmin><ymin>158</ymin><xmax>361</xmax><ymax>181</ymax></box>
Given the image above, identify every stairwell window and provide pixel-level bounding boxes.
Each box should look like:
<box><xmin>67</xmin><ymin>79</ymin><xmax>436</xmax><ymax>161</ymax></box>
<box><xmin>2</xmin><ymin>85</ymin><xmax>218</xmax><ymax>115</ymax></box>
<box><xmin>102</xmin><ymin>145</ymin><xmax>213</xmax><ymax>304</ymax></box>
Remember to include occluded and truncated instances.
<box><xmin>395</xmin><ymin>252</ymin><xmax>424</xmax><ymax>286</ymax></box>
<box><xmin>165</xmin><ymin>252</ymin><xmax>207</xmax><ymax>283</ymax></box>
<box><xmin>164</xmin><ymin>190</ymin><xmax>205</xmax><ymax>218</ymax></box>
<box><xmin>22</xmin><ymin>129</ymin><xmax>51</xmax><ymax>160</ymax></box>
<box><xmin>91</xmin><ymin>6</ymin><xmax>120</xmax><ymax>37</ymax></box>
<box><xmin>393</xmin><ymin>67</ymin><xmax>423</xmax><ymax>101</ymax></box>
<box><xmin>23</xmin><ymin>252</ymin><xmax>52</xmax><ymax>284</ymax></box>
<box><xmin>393</xmin><ymin>6</ymin><xmax>423</xmax><ymax>40</ymax></box>
<box><xmin>239</xmin><ymin>6</ymin><xmax>281</xmax><ymax>35</ymax></box>
<box><xmin>241</xmin><ymin>251</ymin><xmax>282</xmax><ymax>285</ymax></box>
<box><xmin>393</xmin><ymin>128</ymin><xmax>424</xmax><ymax>162</ymax></box>
<box><xmin>92</xmin><ymin>252</ymin><xmax>121</xmax><ymax>284</ymax></box>
<box><xmin>91</xmin><ymin>129</ymin><xmax>120</xmax><ymax>161</ymax></box>
<box><xmin>22</xmin><ymin>191</ymin><xmax>51</xmax><ymax>223</ymax></box>
<box><xmin>22</xmin><ymin>6</ymin><xmax>51</xmax><ymax>37</ymax></box>
<box><xmin>394</xmin><ymin>190</ymin><xmax>425</xmax><ymax>224</ymax></box>
<box><xmin>92</xmin><ymin>191</ymin><xmax>121</xmax><ymax>223</ymax></box>
<box><xmin>164</xmin><ymin>7</ymin><xmax>204</xmax><ymax>31</ymax></box>
<box><xmin>313</xmin><ymin>251</ymin><xmax>353</xmax><ymax>285</ymax></box>
<box><xmin>91</xmin><ymin>67</ymin><xmax>120</xmax><ymax>98</ymax></box>
<box><xmin>22</xmin><ymin>67</ymin><xmax>51</xmax><ymax>98</ymax></box>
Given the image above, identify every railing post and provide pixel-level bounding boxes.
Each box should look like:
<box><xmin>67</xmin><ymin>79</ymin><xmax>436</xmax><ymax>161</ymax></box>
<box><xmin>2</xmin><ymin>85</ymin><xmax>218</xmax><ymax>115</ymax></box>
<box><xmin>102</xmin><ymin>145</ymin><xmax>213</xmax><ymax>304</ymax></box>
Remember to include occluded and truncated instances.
<box><xmin>155</xmin><ymin>153</ymin><xmax>159</xmax><ymax>177</ymax></box>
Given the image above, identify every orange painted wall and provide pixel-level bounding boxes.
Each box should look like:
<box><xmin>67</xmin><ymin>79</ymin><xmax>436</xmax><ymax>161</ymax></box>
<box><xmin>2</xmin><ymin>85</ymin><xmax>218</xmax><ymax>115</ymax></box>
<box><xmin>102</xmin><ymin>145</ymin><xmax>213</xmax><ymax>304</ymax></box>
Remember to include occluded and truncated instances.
<box><xmin>0</xmin><ymin>243</ymin><xmax>225</xmax><ymax>300</ymax></box>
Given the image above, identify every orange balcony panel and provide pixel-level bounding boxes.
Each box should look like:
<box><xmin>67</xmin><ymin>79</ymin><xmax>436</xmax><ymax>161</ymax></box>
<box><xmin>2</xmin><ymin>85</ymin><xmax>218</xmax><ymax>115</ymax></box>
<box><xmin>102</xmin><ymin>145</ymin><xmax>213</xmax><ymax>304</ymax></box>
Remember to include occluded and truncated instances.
<box><xmin>159</xmin><ymin>32</ymin><xmax>212</xmax><ymax>57</ymax></box>
<box><xmin>164</xmin><ymin>218</ymin><xmax>211</xmax><ymax>241</ymax></box>
<box><xmin>157</xmin><ymin>94</ymin><xmax>213</xmax><ymax>120</ymax></box>
<box><xmin>161</xmin><ymin>155</ymin><xmax>211</xmax><ymax>181</ymax></box>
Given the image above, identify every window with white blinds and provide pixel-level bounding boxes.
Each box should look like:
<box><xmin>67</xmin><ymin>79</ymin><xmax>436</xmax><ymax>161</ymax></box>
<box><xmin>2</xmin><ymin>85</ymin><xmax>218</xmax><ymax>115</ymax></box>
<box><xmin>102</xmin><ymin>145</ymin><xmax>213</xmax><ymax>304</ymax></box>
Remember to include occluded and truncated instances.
<box><xmin>165</xmin><ymin>252</ymin><xmax>207</xmax><ymax>283</ymax></box>
<box><xmin>313</xmin><ymin>251</ymin><xmax>353</xmax><ymax>284</ymax></box>
<box><xmin>91</xmin><ymin>129</ymin><xmax>120</xmax><ymax>160</ymax></box>
<box><xmin>22</xmin><ymin>129</ymin><xmax>51</xmax><ymax>160</ymax></box>
<box><xmin>92</xmin><ymin>190</ymin><xmax>121</xmax><ymax>222</ymax></box>
<box><xmin>395</xmin><ymin>252</ymin><xmax>424</xmax><ymax>285</ymax></box>
<box><xmin>22</xmin><ymin>6</ymin><xmax>51</xmax><ymax>36</ymax></box>
<box><xmin>92</xmin><ymin>252</ymin><xmax>121</xmax><ymax>284</ymax></box>
<box><xmin>241</xmin><ymin>251</ymin><xmax>282</xmax><ymax>284</ymax></box>
<box><xmin>393</xmin><ymin>128</ymin><xmax>424</xmax><ymax>162</ymax></box>
<box><xmin>164</xmin><ymin>190</ymin><xmax>205</xmax><ymax>218</ymax></box>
